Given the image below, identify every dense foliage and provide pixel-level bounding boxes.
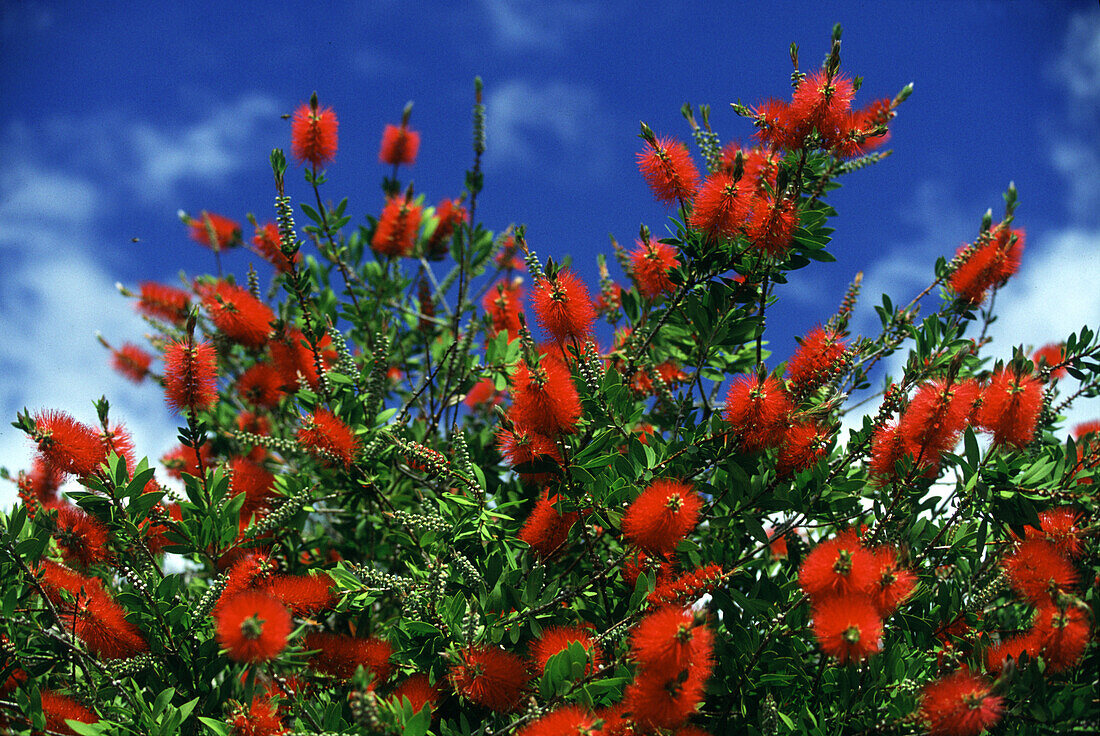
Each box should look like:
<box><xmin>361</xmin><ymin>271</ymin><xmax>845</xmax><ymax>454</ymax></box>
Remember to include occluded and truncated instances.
<box><xmin>2</xmin><ymin>26</ymin><xmax>1097</xmax><ymax>736</ymax></box>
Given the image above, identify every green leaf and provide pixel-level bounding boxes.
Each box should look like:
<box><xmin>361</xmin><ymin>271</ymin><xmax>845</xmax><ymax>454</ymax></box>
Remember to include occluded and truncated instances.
<box><xmin>198</xmin><ymin>717</ymin><xmax>230</xmax><ymax>736</ymax></box>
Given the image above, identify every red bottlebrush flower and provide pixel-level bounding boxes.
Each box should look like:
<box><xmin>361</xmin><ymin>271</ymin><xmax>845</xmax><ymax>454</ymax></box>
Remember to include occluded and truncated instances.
<box><xmin>494</xmin><ymin>234</ymin><xmax>525</xmax><ymax>271</ymax></box>
<box><xmin>45</xmin><ymin>502</ymin><xmax>110</xmax><ymax>567</ymax></box>
<box><xmin>99</xmin><ymin>422</ymin><xmax>137</xmax><ymax>475</ymax></box>
<box><xmin>630</xmin><ymin>360</ymin><xmax>688</xmax><ymax>396</ymax></box>
<box><xmin>898</xmin><ymin>378</ymin><xmax>981</xmax><ymax>463</ymax></box>
<box><xmin>621</xmin><ymin>479</ymin><xmax>701</xmax><ymax>555</ymax></box>
<box><xmin>518</xmin><ymin>491</ymin><xmax>578</xmax><ymax>557</ymax></box>
<box><xmin>137</xmin><ymin>281</ymin><xmax>191</xmax><ymax>324</ymax></box>
<box><xmin>1024</xmin><ymin>507</ymin><xmax>1085</xmax><ymax>559</ymax></box>
<box><xmin>531</xmin><ymin>270</ymin><xmax>596</xmax><ymax>346</ymax></box>
<box><xmin>238</xmin><ymin>411</ymin><xmax>271</xmax><ymax>436</ymax></box>
<box><xmin>213</xmin><ymin>553</ymin><xmax>275</xmax><ymax>614</ymax></box>
<box><xmin>517</xmin><ymin>706</ymin><xmax>598</xmax><ymax>736</ymax></box>
<box><xmin>161</xmin><ymin>442</ymin><xmax>214</xmax><ymax>480</ymax></box>
<box><xmin>199</xmin><ymin>281</ymin><xmax>275</xmax><ymax>349</ymax></box>
<box><xmin>949</xmin><ymin>224</ymin><xmax>1025</xmax><ymax>304</ymax></box>
<box><xmin>508</xmin><ymin>361</ymin><xmax>581</xmax><ymax>437</ymax></box>
<box><xmin>482</xmin><ymin>280</ymin><xmax>524</xmax><ymax>339</ymax></box>
<box><xmin>31</xmin><ymin>410</ymin><xmax>105</xmax><ymax>478</ymax></box>
<box><xmin>269</xmin><ymin>328</ymin><xmax>335</xmax><ymax>392</ymax></box>
<box><xmin>237</xmin><ymin>363</ymin><xmax>283</xmax><ymax>409</ymax></box>
<box><xmin>745</xmin><ymin>195</ymin><xmax>798</xmax><ymax>257</ymax></box>
<box><xmin>189</xmin><ymin>211</ymin><xmax>241</xmax><ymax>251</ymax></box>
<box><xmin>786</xmin><ymin>326</ymin><xmax>848</xmax><ymax>393</ymax></box>
<box><xmin>722</xmin><ymin>374</ymin><xmax>794</xmax><ymax>452</ymax></box>
<box><xmin>630</xmin><ymin>237</ymin><xmax>681</xmax><ymax>299</ymax></box>
<box><xmin>252</xmin><ymin>222</ymin><xmax>299</xmax><ymax>274</ymax></box>
<box><xmin>976</xmin><ymin>369</ymin><xmax>1043</xmax><ymax>449</ymax></box>
<box><xmin>919</xmin><ymin>669</ymin><xmax>1003</xmax><ymax>736</ymax></box>
<box><xmin>530</xmin><ymin>626</ymin><xmax>599</xmax><ymax>675</ymax></box>
<box><xmin>596</xmin><ymin>281</ymin><xmax>623</xmax><ymax>314</ymax></box>
<box><xmin>163</xmin><ymin>339</ymin><xmax>218</xmax><ymax>414</ymax></box>
<box><xmin>811</xmin><ymin>594</ymin><xmax>883</xmax><ymax>663</ymax></box>
<box><xmin>37</xmin><ymin>560</ymin><xmax>102</xmax><ymax>605</ymax></box>
<box><xmin>1072</xmin><ymin>419</ymin><xmax>1100</xmax><ymax>440</ymax></box>
<box><xmin>379</xmin><ymin>122</ymin><xmax>420</xmax><ymax>166</ymax></box>
<box><xmin>371</xmin><ymin>195</ymin><xmax>422</xmax><ymax>258</ymax></box>
<box><xmin>111</xmin><ymin>343</ymin><xmax>152</xmax><ymax>383</ymax></box>
<box><xmin>142</xmin><ymin>501</ymin><xmax>181</xmax><ymax>556</ymax></box>
<box><xmin>649</xmin><ymin>563</ymin><xmax>725</xmax><ymax>606</ymax></box>
<box><xmin>497</xmin><ymin>426</ymin><xmax>562</xmax><ymax>483</ymax></box>
<box><xmin>776</xmin><ymin>421</ymin><xmax>829</xmax><ymax>477</ymax></box>
<box><xmin>689</xmin><ymin>171</ymin><xmax>752</xmax><ymax>238</ymax></box>
<box><xmin>291</xmin><ymin>100</ymin><xmax>338</xmax><ymax>168</ymax></box>
<box><xmin>739</xmin><ymin>146</ymin><xmax>781</xmax><ymax>191</ymax></box>
<box><xmin>868</xmin><ymin>420</ymin><xmax>912</xmax><ymax>481</ymax></box>
<box><xmin>837</xmin><ymin>98</ymin><xmax>894</xmax><ymax>158</ymax></box>
<box><xmin>450</xmin><ymin>645</ymin><xmax>529</xmax><ymax>713</ymax></box>
<box><xmin>985</xmin><ymin>630</ymin><xmax>1042</xmax><ymax>673</ymax></box>
<box><xmin>214</xmin><ymin>591</ymin><xmax>291</xmax><ymax>663</ymax></box>
<box><xmin>464</xmin><ymin>378</ymin><xmax>502</xmax><ymax>409</ymax></box>
<box><xmin>787</xmin><ymin>70</ymin><xmax>856</xmax><ymax>148</ymax></box>
<box><xmin>866</xmin><ymin>546</ymin><xmax>917</xmax><ymax>616</ymax></box>
<box><xmin>767</xmin><ymin>526</ymin><xmax>791</xmax><ymax>559</ymax></box>
<box><xmin>391</xmin><ymin>673</ymin><xmax>441</xmax><ymax>715</ymax></box>
<box><xmin>751</xmin><ymin>98</ymin><xmax>801</xmax><ymax>151</ymax></box>
<box><xmin>1034</xmin><ymin>604</ymin><xmax>1091</xmax><ymax>672</ymax></box>
<box><xmin>40</xmin><ymin>690</ymin><xmax>100</xmax><ymax>736</ymax></box>
<box><xmin>1001</xmin><ymin>539</ymin><xmax>1079</xmax><ymax>601</ymax></box>
<box><xmin>74</xmin><ymin>584</ymin><xmax>149</xmax><ymax>659</ymax></box>
<box><xmin>229</xmin><ymin>697</ymin><xmax>289</xmax><ymax>736</ymax></box>
<box><xmin>229</xmin><ymin>456</ymin><xmax>276</xmax><ymax>522</ymax></box>
<box><xmin>304</xmin><ymin>632</ymin><xmax>394</xmax><ymax>682</ymax></box>
<box><xmin>297</xmin><ymin>409</ymin><xmax>359</xmax><ymax>468</ymax></box>
<box><xmin>426</xmin><ymin>197</ymin><xmax>468</xmax><ymax>258</ymax></box>
<box><xmin>1032</xmin><ymin>342</ymin><xmax>1067</xmax><ymax>379</ymax></box>
<box><xmin>798</xmin><ymin>529</ymin><xmax>876</xmax><ymax>601</ymax></box>
<box><xmin>623</xmin><ymin>642</ymin><xmax>713</xmax><ymax>730</ymax></box>
<box><xmin>17</xmin><ymin>456</ymin><xmax>63</xmax><ymax>508</ymax></box>
<box><xmin>265</xmin><ymin>572</ymin><xmax>334</xmax><ymax>616</ymax></box>
<box><xmin>637</xmin><ymin>136</ymin><xmax>700</xmax><ymax>206</ymax></box>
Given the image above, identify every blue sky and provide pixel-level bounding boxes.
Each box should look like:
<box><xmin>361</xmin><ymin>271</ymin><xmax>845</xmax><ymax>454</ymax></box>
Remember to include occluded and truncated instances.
<box><xmin>1</xmin><ymin>1</ymin><xmax>1098</xmax><ymax>501</ymax></box>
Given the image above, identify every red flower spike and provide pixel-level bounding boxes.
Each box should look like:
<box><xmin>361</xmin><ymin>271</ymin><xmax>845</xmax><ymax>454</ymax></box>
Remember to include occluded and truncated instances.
<box><xmin>45</xmin><ymin>502</ymin><xmax>110</xmax><ymax>567</ymax></box>
<box><xmin>689</xmin><ymin>171</ymin><xmax>752</xmax><ymax>238</ymax></box>
<box><xmin>229</xmin><ymin>456</ymin><xmax>276</xmax><ymax>522</ymax></box>
<box><xmin>751</xmin><ymin>99</ymin><xmax>801</xmax><ymax>151</ymax></box>
<box><xmin>379</xmin><ymin>123</ymin><xmax>420</xmax><ymax>166</ymax></box>
<box><xmin>949</xmin><ymin>224</ymin><xmax>1025</xmax><ymax>304</ymax></box>
<box><xmin>74</xmin><ymin>585</ymin><xmax>149</xmax><ymax>660</ymax></box>
<box><xmin>482</xmin><ymin>280</ymin><xmax>524</xmax><ymax>339</ymax></box>
<box><xmin>630</xmin><ymin>606</ymin><xmax>712</xmax><ymax>677</ymax></box>
<box><xmin>252</xmin><ymin>222</ymin><xmax>299</xmax><ymax>273</ymax></box>
<box><xmin>496</xmin><ymin>426</ymin><xmax>563</xmax><ymax>483</ymax></box>
<box><xmin>111</xmin><ymin>343</ymin><xmax>152</xmax><ymax>383</ymax></box>
<box><xmin>976</xmin><ymin>368</ymin><xmax>1043</xmax><ymax>449</ymax></box>
<box><xmin>766</xmin><ymin>527</ymin><xmax>790</xmax><ymax>560</ymax></box>
<box><xmin>649</xmin><ymin>563</ymin><xmax>725</xmax><ymax>606</ymax></box>
<box><xmin>213</xmin><ymin>553</ymin><xmax>275</xmax><ymax>616</ymax></box>
<box><xmin>919</xmin><ymin>669</ymin><xmax>1003</xmax><ymax>736</ymax></box>
<box><xmin>237</xmin><ymin>362</ymin><xmax>283</xmax><ymax>409</ymax></box>
<box><xmin>516</xmin><ymin>706</ymin><xmax>598</xmax><ymax>736</ymax></box>
<box><xmin>630</xmin><ymin>237</ymin><xmax>681</xmax><ymax>299</ymax></box>
<box><xmin>137</xmin><ymin>281</ymin><xmax>191</xmax><ymax>324</ymax></box>
<box><xmin>786</xmin><ymin>326</ymin><xmax>848</xmax><ymax>393</ymax></box>
<box><xmin>304</xmin><ymin>632</ymin><xmax>394</xmax><ymax>682</ymax></box>
<box><xmin>214</xmin><ymin>590</ymin><xmax>291</xmax><ymax>663</ymax></box>
<box><xmin>531</xmin><ymin>269</ymin><xmax>596</xmax><ymax>345</ymax></box>
<box><xmin>426</xmin><ymin>197</ymin><xmax>468</xmax><ymax>258</ymax></box>
<box><xmin>1032</xmin><ymin>342</ymin><xmax>1067</xmax><ymax>379</ymax></box>
<box><xmin>776</xmin><ymin>421</ymin><xmax>829</xmax><ymax>477</ymax></box>
<box><xmin>1034</xmin><ymin>604</ymin><xmax>1091</xmax><ymax>672</ymax></box>
<box><xmin>985</xmin><ymin>630</ymin><xmax>1042</xmax><ymax>673</ymax></box>
<box><xmin>621</xmin><ymin>479</ymin><xmax>701</xmax><ymax>555</ymax></box>
<box><xmin>868</xmin><ymin>420</ymin><xmax>917</xmax><ymax>482</ymax></box>
<box><xmin>798</xmin><ymin>529</ymin><xmax>876</xmax><ymax>601</ymax></box>
<box><xmin>31</xmin><ymin>410</ymin><xmax>105</xmax><ymax>478</ymax></box>
<box><xmin>898</xmin><ymin>378</ymin><xmax>981</xmax><ymax>463</ymax></box>
<box><xmin>372</xmin><ymin>195</ymin><xmax>422</xmax><ymax>258</ymax></box>
<box><xmin>745</xmin><ymin>195</ymin><xmax>798</xmax><ymax>257</ymax></box>
<box><xmin>866</xmin><ymin>547</ymin><xmax>917</xmax><ymax>616</ymax></box>
<box><xmin>297</xmin><ymin>409</ymin><xmax>359</xmax><ymax>468</ymax></box>
<box><xmin>229</xmin><ymin>696</ymin><xmax>288</xmax><ymax>736</ymax></box>
<box><xmin>449</xmin><ymin>645</ymin><xmax>529</xmax><ymax>713</ymax></box>
<box><xmin>836</xmin><ymin>98</ymin><xmax>894</xmax><ymax>158</ymax></box>
<box><xmin>161</xmin><ymin>442</ymin><xmax>214</xmax><ymax>480</ymax></box>
<box><xmin>199</xmin><ymin>281</ymin><xmax>275</xmax><ymax>349</ymax></box>
<box><xmin>530</xmin><ymin>626</ymin><xmax>599</xmax><ymax>675</ymax></box>
<box><xmin>811</xmin><ymin>594</ymin><xmax>883</xmax><ymax>663</ymax></box>
<box><xmin>508</xmin><ymin>361</ymin><xmax>581</xmax><ymax>437</ymax></box>
<box><xmin>189</xmin><ymin>211</ymin><xmax>241</xmax><ymax>251</ymax></box>
<box><xmin>270</xmin><ymin>328</ymin><xmax>336</xmax><ymax>392</ymax></box>
<box><xmin>464</xmin><ymin>378</ymin><xmax>502</xmax><ymax>409</ymax></box>
<box><xmin>518</xmin><ymin>491</ymin><xmax>578</xmax><ymax>557</ymax></box>
<box><xmin>622</xmin><ymin>642</ymin><xmax>713</xmax><ymax>730</ymax></box>
<box><xmin>787</xmin><ymin>71</ymin><xmax>856</xmax><ymax>148</ymax></box>
<box><xmin>40</xmin><ymin>690</ymin><xmax>100</xmax><ymax>736</ymax></box>
<box><xmin>17</xmin><ymin>456</ymin><xmax>63</xmax><ymax>508</ymax></box>
<box><xmin>1024</xmin><ymin>507</ymin><xmax>1085</xmax><ymax>559</ymax></box>
<box><xmin>163</xmin><ymin>339</ymin><xmax>218</xmax><ymax>414</ymax></box>
<box><xmin>637</xmin><ymin>136</ymin><xmax>700</xmax><ymax>206</ymax></box>
<box><xmin>263</xmin><ymin>573</ymin><xmax>336</xmax><ymax>616</ymax></box>
<box><xmin>722</xmin><ymin>374</ymin><xmax>794</xmax><ymax>453</ymax></box>
<box><xmin>1001</xmin><ymin>539</ymin><xmax>1079</xmax><ymax>601</ymax></box>
<box><xmin>291</xmin><ymin>101</ymin><xmax>338</xmax><ymax>169</ymax></box>
<box><xmin>391</xmin><ymin>673</ymin><xmax>441</xmax><ymax>715</ymax></box>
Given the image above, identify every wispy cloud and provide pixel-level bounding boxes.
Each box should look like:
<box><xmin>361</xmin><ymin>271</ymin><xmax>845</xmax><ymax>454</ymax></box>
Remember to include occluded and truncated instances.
<box><xmin>484</xmin><ymin>80</ymin><xmax>613</xmax><ymax>179</ymax></box>
<box><xmin>478</xmin><ymin>0</ymin><xmax>603</xmax><ymax>51</ymax></box>
<box><xmin>1050</xmin><ymin>11</ymin><xmax>1100</xmax><ymax>111</ymax></box>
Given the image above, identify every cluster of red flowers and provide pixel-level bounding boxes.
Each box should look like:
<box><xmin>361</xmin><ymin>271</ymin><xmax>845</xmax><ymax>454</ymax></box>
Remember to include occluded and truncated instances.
<box><xmin>297</xmin><ymin>408</ymin><xmax>360</xmax><ymax>468</ymax></box>
<box><xmin>189</xmin><ymin>211</ymin><xmax>242</xmax><ymax>252</ymax></box>
<box><xmin>372</xmin><ymin>194</ymin><xmax>423</xmax><ymax>258</ymax></box>
<box><xmin>197</xmin><ymin>280</ymin><xmax>276</xmax><ymax>349</ymax></box>
<box><xmin>291</xmin><ymin>96</ymin><xmax>339</xmax><ymax>169</ymax></box>
<box><xmin>799</xmin><ymin>529</ymin><xmax>915</xmax><ymax>663</ymax></box>
<box><xmin>949</xmin><ymin>223</ymin><xmax>1025</xmax><ymax>304</ymax></box>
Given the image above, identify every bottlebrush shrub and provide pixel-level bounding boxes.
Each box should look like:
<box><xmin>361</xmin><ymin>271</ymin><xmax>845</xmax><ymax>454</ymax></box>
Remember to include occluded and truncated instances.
<box><xmin>2</xmin><ymin>27</ymin><xmax>1098</xmax><ymax>736</ymax></box>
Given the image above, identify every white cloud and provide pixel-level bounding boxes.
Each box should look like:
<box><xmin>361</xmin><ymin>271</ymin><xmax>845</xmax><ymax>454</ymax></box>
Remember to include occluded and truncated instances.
<box><xmin>478</xmin><ymin>0</ymin><xmax>602</xmax><ymax>51</ymax></box>
<box><xmin>484</xmin><ymin>80</ymin><xmax>613</xmax><ymax>179</ymax></box>
<box><xmin>1051</xmin><ymin>11</ymin><xmax>1100</xmax><ymax>108</ymax></box>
